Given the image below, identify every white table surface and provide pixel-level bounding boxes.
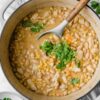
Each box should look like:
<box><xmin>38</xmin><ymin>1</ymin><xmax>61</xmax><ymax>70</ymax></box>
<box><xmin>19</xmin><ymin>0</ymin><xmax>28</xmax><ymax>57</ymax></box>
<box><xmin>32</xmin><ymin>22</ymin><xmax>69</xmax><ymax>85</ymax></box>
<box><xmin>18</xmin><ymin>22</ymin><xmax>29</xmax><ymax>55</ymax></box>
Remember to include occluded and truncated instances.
<box><xmin>0</xmin><ymin>0</ymin><xmax>100</xmax><ymax>100</ymax></box>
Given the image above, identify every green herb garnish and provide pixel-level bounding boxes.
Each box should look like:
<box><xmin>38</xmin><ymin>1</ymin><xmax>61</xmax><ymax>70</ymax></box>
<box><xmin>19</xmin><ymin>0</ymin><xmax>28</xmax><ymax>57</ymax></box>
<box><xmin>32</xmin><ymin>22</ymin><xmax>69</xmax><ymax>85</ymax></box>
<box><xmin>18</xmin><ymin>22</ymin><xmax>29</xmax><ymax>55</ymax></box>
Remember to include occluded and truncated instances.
<box><xmin>3</xmin><ymin>98</ymin><xmax>12</xmax><ymax>100</ymax></box>
<box><xmin>22</xmin><ymin>20</ymin><xmax>33</xmax><ymax>27</ymax></box>
<box><xmin>53</xmin><ymin>41</ymin><xmax>76</xmax><ymax>69</ymax></box>
<box><xmin>91</xmin><ymin>1</ymin><xmax>100</xmax><ymax>14</ymax></box>
<box><xmin>96</xmin><ymin>5</ymin><xmax>100</xmax><ymax>14</ymax></box>
<box><xmin>71</xmin><ymin>78</ymin><xmax>80</xmax><ymax>85</ymax></box>
<box><xmin>40</xmin><ymin>41</ymin><xmax>76</xmax><ymax>69</ymax></box>
<box><xmin>22</xmin><ymin>20</ymin><xmax>44</xmax><ymax>32</ymax></box>
<box><xmin>75</xmin><ymin>59</ymin><xmax>81</xmax><ymax>68</ymax></box>
<box><xmin>40</xmin><ymin>41</ymin><xmax>54</xmax><ymax>55</ymax></box>
<box><xmin>91</xmin><ymin>1</ymin><xmax>99</xmax><ymax>9</ymax></box>
<box><xmin>31</xmin><ymin>22</ymin><xmax>44</xmax><ymax>32</ymax></box>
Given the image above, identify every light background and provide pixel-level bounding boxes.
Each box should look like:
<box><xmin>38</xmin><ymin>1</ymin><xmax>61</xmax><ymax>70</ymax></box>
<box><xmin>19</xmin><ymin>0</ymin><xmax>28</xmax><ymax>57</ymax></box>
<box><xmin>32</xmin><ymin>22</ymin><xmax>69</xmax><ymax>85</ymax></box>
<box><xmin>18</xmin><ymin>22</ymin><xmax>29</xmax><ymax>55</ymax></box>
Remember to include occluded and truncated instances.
<box><xmin>0</xmin><ymin>0</ymin><xmax>100</xmax><ymax>100</ymax></box>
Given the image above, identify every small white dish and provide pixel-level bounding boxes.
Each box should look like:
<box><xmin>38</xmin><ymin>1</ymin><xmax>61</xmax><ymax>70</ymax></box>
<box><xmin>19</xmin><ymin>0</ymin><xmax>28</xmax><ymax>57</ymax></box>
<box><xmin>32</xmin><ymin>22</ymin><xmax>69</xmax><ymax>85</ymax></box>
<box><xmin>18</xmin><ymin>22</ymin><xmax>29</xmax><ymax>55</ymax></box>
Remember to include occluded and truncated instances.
<box><xmin>0</xmin><ymin>92</ymin><xmax>23</xmax><ymax>100</ymax></box>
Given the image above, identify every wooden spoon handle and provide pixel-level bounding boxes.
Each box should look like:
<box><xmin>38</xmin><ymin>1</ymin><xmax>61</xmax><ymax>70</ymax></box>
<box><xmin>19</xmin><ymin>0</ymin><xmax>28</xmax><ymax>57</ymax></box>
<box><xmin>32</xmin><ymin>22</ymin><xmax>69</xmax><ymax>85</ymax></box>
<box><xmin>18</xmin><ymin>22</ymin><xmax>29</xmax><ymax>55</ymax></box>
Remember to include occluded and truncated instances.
<box><xmin>66</xmin><ymin>0</ymin><xmax>90</xmax><ymax>22</ymax></box>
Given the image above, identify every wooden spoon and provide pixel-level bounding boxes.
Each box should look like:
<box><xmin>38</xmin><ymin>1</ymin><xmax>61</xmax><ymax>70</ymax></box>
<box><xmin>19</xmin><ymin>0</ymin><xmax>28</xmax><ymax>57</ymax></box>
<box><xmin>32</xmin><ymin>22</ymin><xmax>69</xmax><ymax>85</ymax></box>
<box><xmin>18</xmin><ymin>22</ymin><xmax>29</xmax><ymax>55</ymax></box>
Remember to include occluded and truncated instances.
<box><xmin>37</xmin><ymin>0</ymin><xmax>90</xmax><ymax>39</ymax></box>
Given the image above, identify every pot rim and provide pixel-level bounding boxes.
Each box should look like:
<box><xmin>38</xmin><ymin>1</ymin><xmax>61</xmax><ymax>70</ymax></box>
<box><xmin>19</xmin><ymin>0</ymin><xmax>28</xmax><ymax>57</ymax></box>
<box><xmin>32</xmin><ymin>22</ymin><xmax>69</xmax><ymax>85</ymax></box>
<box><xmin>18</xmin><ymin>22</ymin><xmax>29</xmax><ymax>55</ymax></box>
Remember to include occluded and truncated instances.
<box><xmin>0</xmin><ymin>0</ymin><xmax>100</xmax><ymax>100</ymax></box>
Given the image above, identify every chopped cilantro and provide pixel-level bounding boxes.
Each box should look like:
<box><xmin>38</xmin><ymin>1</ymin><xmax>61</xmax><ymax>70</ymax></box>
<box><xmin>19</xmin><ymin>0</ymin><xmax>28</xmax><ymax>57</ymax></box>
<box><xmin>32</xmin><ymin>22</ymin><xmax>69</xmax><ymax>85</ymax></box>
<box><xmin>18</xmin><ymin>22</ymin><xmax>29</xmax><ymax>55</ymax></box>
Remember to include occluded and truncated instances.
<box><xmin>71</xmin><ymin>78</ymin><xmax>80</xmax><ymax>85</ymax></box>
<box><xmin>22</xmin><ymin>20</ymin><xmax>44</xmax><ymax>32</ymax></box>
<box><xmin>91</xmin><ymin>1</ymin><xmax>99</xmax><ymax>9</ymax></box>
<box><xmin>40</xmin><ymin>41</ymin><xmax>76</xmax><ymax>70</ymax></box>
<box><xmin>53</xmin><ymin>41</ymin><xmax>76</xmax><ymax>69</ymax></box>
<box><xmin>3</xmin><ymin>98</ymin><xmax>12</xmax><ymax>100</ymax></box>
<box><xmin>31</xmin><ymin>22</ymin><xmax>44</xmax><ymax>32</ymax></box>
<box><xmin>56</xmin><ymin>60</ymin><xmax>65</xmax><ymax>69</ymax></box>
<box><xmin>96</xmin><ymin>5</ymin><xmax>100</xmax><ymax>14</ymax></box>
<box><xmin>40</xmin><ymin>41</ymin><xmax>54</xmax><ymax>55</ymax></box>
<box><xmin>91</xmin><ymin>1</ymin><xmax>100</xmax><ymax>14</ymax></box>
<box><xmin>75</xmin><ymin>59</ymin><xmax>81</xmax><ymax>68</ymax></box>
<box><xmin>22</xmin><ymin>20</ymin><xmax>33</xmax><ymax>27</ymax></box>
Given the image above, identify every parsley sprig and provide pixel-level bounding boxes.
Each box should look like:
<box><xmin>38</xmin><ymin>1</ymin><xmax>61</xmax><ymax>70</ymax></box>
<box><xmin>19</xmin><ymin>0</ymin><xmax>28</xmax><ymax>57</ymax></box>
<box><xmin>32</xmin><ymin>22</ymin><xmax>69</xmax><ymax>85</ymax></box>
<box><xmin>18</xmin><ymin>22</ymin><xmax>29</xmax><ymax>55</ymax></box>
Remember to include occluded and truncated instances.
<box><xmin>22</xmin><ymin>20</ymin><xmax>44</xmax><ymax>32</ymax></box>
<box><xmin>71</xmin><ymin>78</ymin><xmax>80</xmax><ymax>85</ymax></box>
<box><xmin>40</xmin><ymin>41</ymin><xmax>54</xmax><ymax>55</ymax></box>
<box><xmin>53</xmin><ymin>41</ymin><xmax>76</xmax><ymax>69</ymax></box>
<box><xmin>91</xmin><ymin>1</ymin><xmax>100</xmax><ymax>14</ymax></box>
<box><xmin>40</xmin><ymin>41</ymin><xmax>76</xmax><ymax>70</ymax></box>
<box><xmin>3</xmin><ymin>98</ymin><xmax>12</xmax><ymax>100</ymax></box>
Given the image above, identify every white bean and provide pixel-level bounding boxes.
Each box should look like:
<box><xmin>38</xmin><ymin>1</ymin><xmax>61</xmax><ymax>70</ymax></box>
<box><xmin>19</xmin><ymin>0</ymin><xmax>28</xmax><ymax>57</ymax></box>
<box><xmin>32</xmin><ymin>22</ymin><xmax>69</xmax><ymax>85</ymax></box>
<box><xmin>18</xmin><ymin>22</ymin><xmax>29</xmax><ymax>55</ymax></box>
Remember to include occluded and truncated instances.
<box><xmin>79</xmin><ymin>17</ymin><xmax>84</xmax><ymax>24</ymax></box>
<box><xmin>86</xmin><ymin>65</ymin><xmax>94</xmax><ymax>73</ymax></box>
<box><xmin>59</xmin><ymin>84</ymin><xmax>66</xmax><ymax>90</ymax></box>
<box><xmin>72</xmin><ymin>67</ymin><xmax>81</xmax><ymax>72</ymax></box>
<box><xmin>84</xmin><ymin>42</ymin><xmax>89</xmax><ymax>49</ymax></box>
<box><xmin>62</xmin><ymin>74</ymin><xmax>67</xmax><ymax>83</ymax></box>
<box><xmin>77</xmin><ymin>50</ymin><xmax>83</xmax><ymax>60</ymax></box>
<box><xmin>87</xmin><ymin>37</ymin><xmax>94</xmax><ymax>48</ymax></box>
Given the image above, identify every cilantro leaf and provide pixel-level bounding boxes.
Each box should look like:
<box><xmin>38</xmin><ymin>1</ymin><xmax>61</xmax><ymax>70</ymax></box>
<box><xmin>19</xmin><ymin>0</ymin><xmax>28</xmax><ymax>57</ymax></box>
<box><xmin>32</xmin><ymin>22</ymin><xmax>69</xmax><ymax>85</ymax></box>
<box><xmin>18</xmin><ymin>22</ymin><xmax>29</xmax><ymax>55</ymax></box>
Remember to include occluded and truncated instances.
<box><xmin>3</xmin><ymin>98</ymin><xmax>12</xmax><ymax>100</ymax></box>
<box><xmin>22</xmin><ymin>20</ymin><xmax>33</xmax><ymax>27</ymax></box>
<box><xmin>40</xmin><ymin>41</ymin><xmax>76</xmax><ymax>70</ymax></box>
<box><xmin>71</xmin><ymin>78</ymin><xmax>80</xmax><ymax>85</ymax></box>
<box><xmin>31</xmin><ymin>22</ymin><xmax>44</xmax><ymax>32</ymax></box>
<box><xmin>53</xmin><ymin>41</ymin><xmax>76</xmax><ymax>69</ymax></box>
<box><xmin>75</xmin><ymin>59</ymin><xmax>81</xmax><ymax>68</ymax></box>
<box><xmin>22</xmin><ymin>20</ymin><xmax>44</xmax><ymax>32</ymax></box>
<box><xmin>56</xmin><ymin>60</ymin><xmax>65</xmax><ymax>69</ymax></box>
<box><xmin>40</xmin><ymin>41</ymin><xmax>54</xmax><ymax>55</ymax></box>
<box><xmin>96</xmin><ymin>5</ymin><xmax>100</xmax><ymax>14</ymax></box>
<box><xmin>91</xmin><ymin>1</ymin><xmax>100</xmax><ymax>15</ymax></box>
<box><xmin>91</xmin><ymin>1</ymin><xmax>99</xmax><ymax>9</ymax></box>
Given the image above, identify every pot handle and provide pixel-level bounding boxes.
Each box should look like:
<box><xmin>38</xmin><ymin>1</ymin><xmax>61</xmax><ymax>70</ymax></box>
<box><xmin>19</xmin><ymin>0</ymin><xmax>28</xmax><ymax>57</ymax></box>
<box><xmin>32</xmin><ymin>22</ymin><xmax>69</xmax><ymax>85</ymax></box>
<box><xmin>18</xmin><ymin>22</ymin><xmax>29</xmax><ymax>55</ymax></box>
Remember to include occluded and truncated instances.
<box><xmin>0</xmin><ymin>0</ymin><xmax>29</xmax><ymax>34</ymax></box>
